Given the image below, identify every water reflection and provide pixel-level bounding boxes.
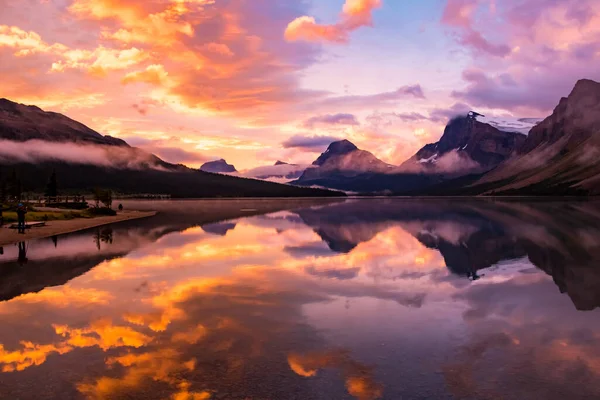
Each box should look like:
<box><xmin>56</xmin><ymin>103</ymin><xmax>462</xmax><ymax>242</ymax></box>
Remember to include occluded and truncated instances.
<box><xmin>17</xmin><ymin>242</ymin><xmax>28</xmax><ymax>265</ymax></box>
<box><xmin>0</xmin><ymin>199</ymin><xmax>600</xmax><ymax>399</ymax></box>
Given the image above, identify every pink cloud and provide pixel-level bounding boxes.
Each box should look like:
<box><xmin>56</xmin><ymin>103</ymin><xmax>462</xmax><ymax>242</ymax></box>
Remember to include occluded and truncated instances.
<box><xmin>0</xmin><ymin>0</ymin><xmax>324</xmax><ymax>121</ymax></box>
<box><xmin>458</xmin><ymin>30</ymin><xmax>511</xmax><ymax>57</ymax></box>
<box><xmin>304</xmin><ymin>113</ymin><xmax>360</xmax><ymax>129</ymax></box>
<box><xmin>441</xmin><ymin>0</ymin><xmax>478</xmax><ymax>28</ymax></box>
<box><xmin>282</xmin><ymin>135</ymin><xmax>341</xmax><ymax>151</ymax></box>
<box><xmin>0</xmin><ymin>139</ymin><xmax>163</xmax><ymax>169</ymax></box>
<box><xmin>314</xmin><ymin>85</ymin><xmax>426</xmax><ymax>111</ymax></box>
<box><xmin>122</xmin><ymin>136</ymin><xmax>209</xmax><ymax>165</ymax></box>
<box><xmin>443</xmin><ymin>0</ymin><xmax>600</xmax><ymax>113</ymax></box>
<box><xmin>428</xmin><ymin>102</ymin><xmax>472</xmax><ymax>123</ymax></box>
<box><xmin>442</xmin><ymin>0</ymin><xmax>510</xmax><ymax>57</ymax></box>
<box><xmin>285</xmin><ymin>0</ymin><xmax>382</xmax><ymax>43</ymax></box>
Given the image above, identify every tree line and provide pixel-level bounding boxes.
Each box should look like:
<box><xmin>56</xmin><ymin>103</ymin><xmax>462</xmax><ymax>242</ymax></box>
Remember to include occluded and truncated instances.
<box><xmin>0</xmin><ymin>167</ymin><xmax>113</xmax><ymax>209</ymax></box>
<box><xmin>0</xmin><ymin>167</ymin><xmax>22</xmax><ymax>203</ymax></box>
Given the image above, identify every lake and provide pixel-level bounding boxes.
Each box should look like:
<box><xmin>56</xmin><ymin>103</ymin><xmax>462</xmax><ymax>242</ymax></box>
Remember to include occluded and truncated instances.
<box><xmin>1</xmin><ymin>198</ymin><xmax>600</xmax><ymax>400</ymax></box>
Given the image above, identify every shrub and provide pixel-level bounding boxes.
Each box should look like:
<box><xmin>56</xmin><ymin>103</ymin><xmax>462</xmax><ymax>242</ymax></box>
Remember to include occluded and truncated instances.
<box><xmin>88</xmin><ymin>207</ymin><xmax>117</xmax><ymax>216</ymax></box>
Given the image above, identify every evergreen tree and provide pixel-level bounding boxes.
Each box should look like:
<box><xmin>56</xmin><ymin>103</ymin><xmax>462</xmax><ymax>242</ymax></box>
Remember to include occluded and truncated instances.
<box><xmin>16</xmin><ymin>180</ymin><xmax>22</xmax><ymax>201</ymax></box>
<box><xmin>7</xmin><ymin>169</ymin><xmax>20</xmax><ymax>200</ymax></box>
<box><xmin>45</xmin><ymin>169</ymin><xmax>58</xmax><ymax>198</ymax></box>
<box><xmin>0</xmin><ymin>167</ymin><xmax>4</xmax><ymax>203</ymax></box>
<box><xmin>93</xmin><ymin>188</ymin><xmax>113</xmax><ymax>208</ymax></box>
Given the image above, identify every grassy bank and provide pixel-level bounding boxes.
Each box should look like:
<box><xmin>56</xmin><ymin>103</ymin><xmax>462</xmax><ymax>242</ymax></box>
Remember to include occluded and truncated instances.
<box><xmin>0</xmin><ymin>211</ymin><xmax>156</xmax><ymax>246</ymax></box>
<box><xmin>1</xmin><ymin>207</ymin><xmax>115</xmax><ymax>225</ymax></box>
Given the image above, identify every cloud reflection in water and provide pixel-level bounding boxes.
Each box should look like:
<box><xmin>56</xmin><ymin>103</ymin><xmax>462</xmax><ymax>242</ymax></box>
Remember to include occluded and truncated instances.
<box><xmin>1</xmin><ymin>199</ymin><xmax>600</xmax><ymax>399</ymax></box>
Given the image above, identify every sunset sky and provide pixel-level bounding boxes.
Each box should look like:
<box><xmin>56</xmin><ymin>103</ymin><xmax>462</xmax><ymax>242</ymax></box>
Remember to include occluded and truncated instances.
<box><xmin>2</xmin><ymin>0</ymin><xmax>599</xmax><ymax>170</ymax></box>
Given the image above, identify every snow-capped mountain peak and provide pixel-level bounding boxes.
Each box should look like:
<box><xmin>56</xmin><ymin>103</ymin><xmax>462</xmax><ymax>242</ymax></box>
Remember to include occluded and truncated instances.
<box><xmin>474</xmin><ymin>114</ymin><xmax>543</xmax><ymax>136</ymax></box>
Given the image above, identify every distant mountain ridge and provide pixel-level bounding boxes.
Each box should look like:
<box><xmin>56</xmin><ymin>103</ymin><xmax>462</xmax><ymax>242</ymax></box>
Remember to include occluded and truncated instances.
<box><xmin>200</xmin><ymin>159</ymin><xmax>237</xmax><ymax>173</ymax></box>
<box><xmin>293</xmin><ymin>79</ymin><xmax>600</xmax><ymax>195</ymax></box>
<box><xmin>4</xmin><ymin>78</ymin><xmax>599</xmax><ymax>197</ymax></box>
<box><xmin>293</xmin><ymin>139</ymin><xmax>395</xmax><ymax>190</ymax></box>
<box><xmin>312</xmin><ymin>139</ymin><xmax>359</xmax><ymax>166</ymax></box>
<box><xmin>243</xmin><ymin>161</ymin><xmax>311</xmax><ymax>182</ymax></box>
<box><xmin>467</xmin><ymin>79</ymin><xmax>600</xmax><ymax>195</ymax></box>
<box><xmin>0</xmin><ymin>98</ymin><xmax>126</xmax><ymax>146</ymax></box>
<box><xmin>0</xmin><ymin>98</ymin><xmax>341</xmax><ymax>198</ymax></box>
<box><xmin>402</xmin><ymin>112</ymin><xmax>527</xmax><ymax>173</ymax></box>
<box><xmin>291</xmin><ymin>116</ymin><xmax>535</xmax><ymax>193</ymax></box>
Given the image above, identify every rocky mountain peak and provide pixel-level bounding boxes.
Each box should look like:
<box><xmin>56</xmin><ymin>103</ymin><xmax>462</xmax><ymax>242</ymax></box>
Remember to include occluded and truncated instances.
<box><xmin>0</xmin><ymin>98</ymin><xmax>127</xmax><ymax>146</ymax></box>
<box><xmin>296</xmin><ymin>139</ymin><xmax>394</xmax><ymax>187</ymax></box>
<box><xmin>313</xmin><ymin>139</ymin><xmax>358</xmax><ymax>166</ymax></box>
<box><xmin>274</xmin><ymin>160</ymin><xmax>288</xmax><ymax>166</ymax></box>
<box><xmin>404</xmin><ymin>111</ymin><xmax>527</xmax><ymax>172</ymax></box>
<box><xmin>328</xmin><ymin>139</ymin><xmax>358</xmax><ymax>154</ymax></box>
<box><xmin>563</xmin><ymin>79</ymin><xmax>600</xmax><ymax>118</ymax></box>
<box><xmin>519</xmin><ymin>78</ymin><xmax>600</xmax><ymax>154</ymax></box>
<box><xmin>571</xmin><ymin>79</ymin><xmax>600</xmax><ymax>96</ymax></box>
<box><xmin>200</xmin><ymin>159</ymin><xmax>237</xmax><ymax>173</ymax></box>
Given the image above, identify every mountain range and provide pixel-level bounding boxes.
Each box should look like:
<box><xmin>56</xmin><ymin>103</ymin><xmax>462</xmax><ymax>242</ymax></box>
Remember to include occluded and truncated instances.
<box><xmin>291</xmin><ymin>79</ymin><xmax>600</xmax><ymax>195</ymax></box>
<box><xmin>468</xmin><ymin>79</ymin><xmax>600</xmax><ymax>195</ymax></box>
<box><xmin>0</xmin><ymin>99</ymin><xmax>340</xmax><ymax>198</ymax></box>
<box><xmin>199</xmin><ymin>159</ymin><xmax>311</xmax><ymax>183</ymax></box>
<box><xmin>0</xmin><ymin>98</ymin><xmax>127</xmax><ymax>146</ymax></box>
<box><xmin>401</xmin><ymin>112</ymin><xmax>529</xmax><ymax>172</ymax></box>
<box><xmin>1</xmin><ymin>78</ymin><xmax>599</xmax><ymax>196</ymax></box>
<box><xmin>243</xmin><ymin>161</ymin><xmax>311</xmax><ymax>182</ymax></box>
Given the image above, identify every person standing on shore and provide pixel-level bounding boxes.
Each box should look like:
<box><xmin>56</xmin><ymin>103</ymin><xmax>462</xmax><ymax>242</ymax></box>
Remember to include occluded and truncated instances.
<box><xmin>16</xmin><ymin>203</ymin><xmax>27</xmax><ymax>234</ymax></box>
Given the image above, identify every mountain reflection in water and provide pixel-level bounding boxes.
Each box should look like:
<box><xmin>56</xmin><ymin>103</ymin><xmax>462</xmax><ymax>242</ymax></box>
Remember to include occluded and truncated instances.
<box><xmin>1</xmin><ymin>198</ymin><xmax>600</xmax><ymax>400</ymax></box>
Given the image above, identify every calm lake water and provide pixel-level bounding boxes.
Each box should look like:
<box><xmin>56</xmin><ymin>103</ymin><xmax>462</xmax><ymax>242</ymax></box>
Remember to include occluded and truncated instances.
<box><xmin>1</xmin><ymin>198</ymin><xmax>600</xmax><ymax>400</ymax></box>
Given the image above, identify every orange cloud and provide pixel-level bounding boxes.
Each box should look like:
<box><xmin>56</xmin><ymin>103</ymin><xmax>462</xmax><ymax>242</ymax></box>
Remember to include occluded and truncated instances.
<box><xmin>201</xmin><ymin>42</ymin><xmax>235</xmax><ymax>57</ymax></box>
<box><xmin>63</xmin><ymin>0</ymin><xmax>323</xmax><ymax>118</ymax></box>
<box><xmin>288</xmin><ymin>351</ymin><xmax>383</xmax><ymax>400</ymax></box>
<box><xmin>0</xmin><ymin>25</ymin><xmax>67</xmax><ymax>55</ymax></box>
<box><xmin>171</xmin><ymin>324</ymin><xmax>208</xmax><ymax>344</ymax></box>
<box><xmin>123</xmin><ymin>308</ymin><xmax>185</xmax><ymax>332</ymax></box>
<box><xmin>0</xmin><ymin>25</ymin><xmax>148</xmax><ymax>76</ymax></box>
<box><xmin>122</xmin><ymin>64</ymin><xmax>171</xmax><ymax>86</ymax></box>
<box><xmin>0</xmin><ymin>319</ymin><xmax>152</xmax><ymax>373</ymax></box>
<box><xmin>0</xmin><ymin>287</ymin><xmax>113</xmax><ymax>310</ymax></box>
<box><xmin>77</xmin><ymin>348</ymin><xmax>207</xmax><ymax>400</ymax></box>
<box><xmin>69</xmin><ymin>0</ymin><xmax>214</xmax><ymax>47</ymax></box>
<box><xmin>53</xmin><ymin>319</ymin><xmax>152</xmax><ymax>351</ymax></box>
<box><xmin>51</xmin><ymin>46</ymin><xmax>149</xmax><ymax>75</ymax></box>
<box><xmin>285</xmin><ymin>0</ymin><xmax>382</xmax><ymax>43</ymax></box>
<box><xmin>0</xmin><ymin>342</ymin><xmax>72</xmax><ymax>372</ymax></box>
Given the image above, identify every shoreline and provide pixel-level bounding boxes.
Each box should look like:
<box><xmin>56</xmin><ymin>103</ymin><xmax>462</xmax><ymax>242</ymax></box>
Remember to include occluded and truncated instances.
<box><xmin>0</xmin><ymin>211</ymin><xmax>157</xmax><ymax>246</ymax></box>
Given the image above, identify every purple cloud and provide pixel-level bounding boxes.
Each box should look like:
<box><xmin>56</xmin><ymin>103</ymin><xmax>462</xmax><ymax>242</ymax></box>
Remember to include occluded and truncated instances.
<box><xmin>303</xmin><ymin>113</ymin><xmax>360</xmax><ymax>129</ymax></box>
<box><xmin>366</xmin><ymin>111</ymin><xmax>430</xmax><ymax>125</ymax></box>
<box><xmin>282</xmin><ymin>134</ymin><xmax>340</xmax><ymax>151</ymax></box>
<box><xmin>317</xmin><ymin>84</ymin><xmax>426</xmax><ymax>110</ymax></box>
<box><xmin>442</xmin><ymin>0</ymin><xmax>600</xmax><ymax>113</ymax></box>
<box><xmin>450</xmin><ymin>69</ymin><xmax>577</xmax><ymax>112</ymax></box>
<box><xmin>428</xmin><ymin>102</ymin><xmax>472</xmax><ymax>123</ymax></box>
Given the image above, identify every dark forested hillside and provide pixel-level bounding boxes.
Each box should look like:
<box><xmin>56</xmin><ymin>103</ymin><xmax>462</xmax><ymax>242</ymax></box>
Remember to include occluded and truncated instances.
<box><xmin>0</xmin><ymin>98</ymin><xmax>341</xmax><ymax>198</ymax></box>
<box><xmin>0</xmin><ymin>163</ymin><xmax>341</xmax><ymax>198</ymax></box>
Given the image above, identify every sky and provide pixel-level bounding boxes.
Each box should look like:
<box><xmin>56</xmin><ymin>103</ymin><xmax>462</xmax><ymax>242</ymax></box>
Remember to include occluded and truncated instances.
<box><xmin>1</xmin><ymin>0</ymin><xmax>600</xmax><ymax>170</ymax></box>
